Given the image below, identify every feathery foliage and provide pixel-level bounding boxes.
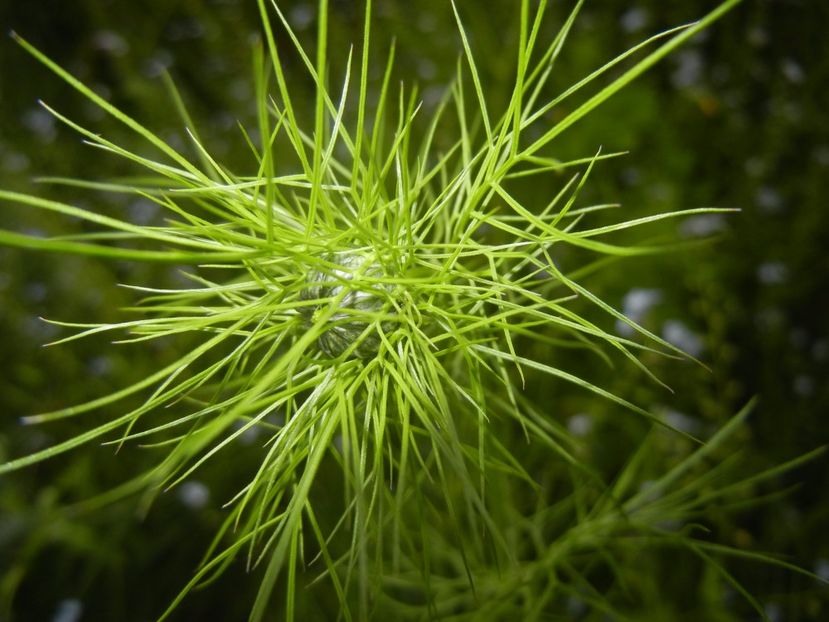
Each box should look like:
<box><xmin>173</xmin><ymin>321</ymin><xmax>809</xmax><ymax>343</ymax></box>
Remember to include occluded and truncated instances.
<box><xmin>5</xmin><ymin>0</ymin><xmax>816</xmax><ymax>619</ymax></box>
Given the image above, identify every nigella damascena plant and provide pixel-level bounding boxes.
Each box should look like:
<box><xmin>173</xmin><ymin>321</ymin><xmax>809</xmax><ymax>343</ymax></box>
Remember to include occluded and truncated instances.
<box><xmin>299</xmin><ymin>250</ymin><xmax>396</xmax><ymax>358</ymax></box>
<box><xmin>0</xmin><ymin>0</ymin><xmax>758</xmax><ymax>619</ymax></box>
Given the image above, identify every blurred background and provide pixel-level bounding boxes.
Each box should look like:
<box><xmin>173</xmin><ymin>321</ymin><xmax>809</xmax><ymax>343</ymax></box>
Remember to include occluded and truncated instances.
<box><xmin>0</xmin><ymin>0</ymin><xmax>827</xmax><ymax>620</ymax></box>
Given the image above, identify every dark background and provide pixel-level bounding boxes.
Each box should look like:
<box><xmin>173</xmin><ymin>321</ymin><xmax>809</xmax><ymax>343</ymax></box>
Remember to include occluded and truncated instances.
<box><xmin>1</xmin><ymin>0</ymin><xmax>827</xmax><ymax>620</ymax></box>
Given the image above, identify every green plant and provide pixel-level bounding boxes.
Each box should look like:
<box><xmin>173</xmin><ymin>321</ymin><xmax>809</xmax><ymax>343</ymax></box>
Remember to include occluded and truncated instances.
<box><xmin>3</xmin><ymin>0</ymin><xmax>819</xmax><ymax>619</ymax></box>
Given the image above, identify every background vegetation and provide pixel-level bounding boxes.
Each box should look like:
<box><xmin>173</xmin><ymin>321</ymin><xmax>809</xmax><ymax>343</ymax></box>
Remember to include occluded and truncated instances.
<box><xmin>0</xmin><ymin>0</ymin><xmax>827</xmax><ymax>620</ymax></box>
